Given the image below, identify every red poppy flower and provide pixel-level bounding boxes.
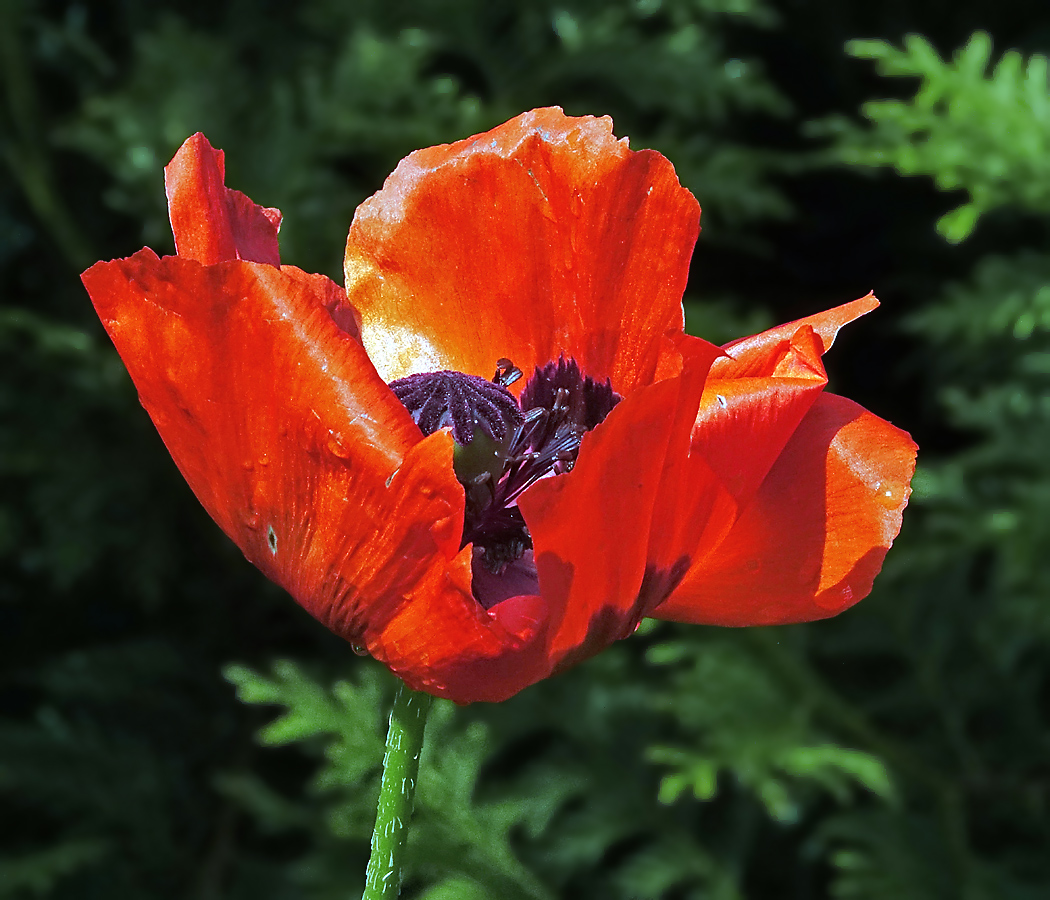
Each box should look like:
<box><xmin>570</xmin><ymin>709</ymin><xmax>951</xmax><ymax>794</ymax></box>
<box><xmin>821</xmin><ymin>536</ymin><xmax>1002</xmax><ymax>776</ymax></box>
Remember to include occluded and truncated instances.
<box><xmin>82</xmin><ymin>109</ymin><xmax>916</xmax><ymax>703</ymax></box>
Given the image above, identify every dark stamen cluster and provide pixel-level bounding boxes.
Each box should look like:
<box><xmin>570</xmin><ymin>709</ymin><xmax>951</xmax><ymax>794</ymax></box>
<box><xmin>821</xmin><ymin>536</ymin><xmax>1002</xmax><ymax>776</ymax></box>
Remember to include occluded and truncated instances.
<box><xmin>462</xmin><ymin>356</ymin><xmax>621</xmax><ymax>572</ymax></box>
<box><xmin>389</xmin><ymin>357</ymin><xmax>621</xmax><ymax>576</ymax></box>
<box><xmin>388</xmin><ymin>370</ymin><xmax>523</xmax><ymax>446</ymax></box>
<box><xmin>519</xmin><ymin>356</ymin><xmax>621</xmax><ymax>433</ymax></box>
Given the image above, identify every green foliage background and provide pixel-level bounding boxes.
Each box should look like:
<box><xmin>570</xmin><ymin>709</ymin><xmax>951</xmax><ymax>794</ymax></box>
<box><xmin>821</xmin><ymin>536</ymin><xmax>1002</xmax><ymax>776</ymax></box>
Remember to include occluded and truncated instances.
<box><xmin>2</xmin><ymin>0</ymin><xmax>1048</xmax><ymax>897</ymax></box>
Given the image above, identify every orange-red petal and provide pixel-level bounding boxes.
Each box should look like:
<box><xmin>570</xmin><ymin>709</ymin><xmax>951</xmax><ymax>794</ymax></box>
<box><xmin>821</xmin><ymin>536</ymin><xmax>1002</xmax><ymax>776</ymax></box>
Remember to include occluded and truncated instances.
<box><xmin>343</xmin><ymin>107</ymin><xmax>699</xmax><ymax>395</ymax></box>
<box><xmin>351</xmin><ymin>432</ymin><xmax>551</xmax><ymax>703</ymax></box>
<box><xmin>647</xmin><ymin>296</ymin><xmax>886</xmax><ymax>578</ymax></box>
<box><xmin>165</xmin><ymin>133</ymin><xmax>282</xmax><ymax>266</ymax></box>
<box><xmin>82</xmin><ymin>249</ymin><xmax>551</xmax><ymax>703</ymax></box>
<box><xmin>691</xmin><ymin>324</ymin><xmax>829</xmax><ymax>511</ymax></box>
<box><xmin>83</xmin><ymin>252</ymin><xmax>421</xmax><ymax>579</ymax></box>
<box><xmin>517</xmin><ymin>337</ymin><xmax>722</xmax><ymax>672</ymax></box>
<box><xmin>641</xmin><ymin>297</ymin><xmax>914</xmax><ymax>623</ymax></box>
<box><xmin>718</xmin><ymin>293</ymin><xmax>879</xmax><ymax>375</ymax></box>
<box><xmin>654</xmin><ymin>392</ymin><xmax>917</xmax><ymax>625</ymax></box>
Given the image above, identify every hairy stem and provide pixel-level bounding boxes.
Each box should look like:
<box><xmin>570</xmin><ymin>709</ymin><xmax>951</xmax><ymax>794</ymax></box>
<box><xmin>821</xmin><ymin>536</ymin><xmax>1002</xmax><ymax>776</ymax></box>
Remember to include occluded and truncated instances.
<box><xmin>362</xmin><ymin>681</ymin><xmax>432</xmax><ymax>900</ymax></box>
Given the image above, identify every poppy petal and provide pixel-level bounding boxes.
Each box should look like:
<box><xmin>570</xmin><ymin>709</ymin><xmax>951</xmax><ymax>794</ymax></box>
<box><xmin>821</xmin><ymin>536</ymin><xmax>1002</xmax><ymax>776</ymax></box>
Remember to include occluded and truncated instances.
<box><xmin>352</xmin><ymin>432</ymin><xmax>550</xmax><ymax>703</ymax></box>
<box><xmin>517</xmin><ymin>337</ymin><xmax>722</xmax><ymax>671</ymax></box>
<box><xmin>165</xmin><ymin>133</ymin><xmax>282</xmax><ymax>267</ymax></box>
<box><xmin>82</xmin><ymin>253</ymin><xmax>438</xmax><ymax>618</ymax></box>
<box><xmin>641</xmin><ymin>337</ymin><xmax>739</xmax><ymax>596</ymax></box>
<box><xmin>653</xmin><ymin>392</ymin><xmax>917</xmax><ymax>626</ymax></box>
<box><xmin>641</xmin><ymin>296</ymin><xmax>885</xmax><ymax>596</ymax></box>
<box><xmin>83</xmin><ymin>250</ymin><xmax>548</xmax><ymax>704</ymax></box>
<box><xmin>718</xmin><ymin>293</ymin><xmax>879</xmax><ymax>376</ymax></box>
<box><xmin>640</xmin><ymin>319</ymin><xmax>848</xmax><ymax>617</ymax></box>
<box><xmin>344</xmin><ymin>107</ymin><xmax>699</xmax><ymax>394</ymax></box>
<box><xmin>695</xmin><ymin>324</ymin><xmax>828</xmax><ymax>506</ymax></box>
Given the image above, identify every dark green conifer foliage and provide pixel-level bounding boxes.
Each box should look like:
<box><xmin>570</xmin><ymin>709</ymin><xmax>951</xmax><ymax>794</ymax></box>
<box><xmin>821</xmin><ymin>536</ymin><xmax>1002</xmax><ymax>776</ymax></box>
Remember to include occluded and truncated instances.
<box><xmin>807</xmin><ymin>32</ymin><xmax>1050</xmax><ymax>899</ymax></box>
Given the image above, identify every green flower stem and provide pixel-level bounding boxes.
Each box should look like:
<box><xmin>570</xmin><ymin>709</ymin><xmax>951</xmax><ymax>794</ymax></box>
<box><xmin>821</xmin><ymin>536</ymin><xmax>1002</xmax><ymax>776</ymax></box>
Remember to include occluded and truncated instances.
<box><xmin>362</xmin><ymin>680</ymin><xmax>433</xmax><ymax>900</ymax></box>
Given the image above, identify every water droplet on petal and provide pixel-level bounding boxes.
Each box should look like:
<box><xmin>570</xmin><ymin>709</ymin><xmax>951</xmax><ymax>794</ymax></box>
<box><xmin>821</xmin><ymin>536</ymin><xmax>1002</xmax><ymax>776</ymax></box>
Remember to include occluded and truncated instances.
<box><xmin>716</xmin><ymin>394</ymin><xmax>728</xmax><ymax>409</ymax></box>
<box><xmin>352</xmin><ymin>643</ymin><xmax>369</xmax><ymax>657</ymax></box>
<box><xmin>876</xmin><ymin>482</ymin><xmax>904</xmax><ymax>509</ymax></box>
<box><xmin>327</xmin><ymin>433</ymin><xmax>353</xmax><ymax>460</ymax></box>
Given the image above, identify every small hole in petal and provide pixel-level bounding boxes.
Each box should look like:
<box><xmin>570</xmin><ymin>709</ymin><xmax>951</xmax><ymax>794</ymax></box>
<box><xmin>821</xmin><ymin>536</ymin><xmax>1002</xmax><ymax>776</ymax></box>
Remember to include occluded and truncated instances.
<box><xmin>267</xmin><ymin>525</ymin><xmax>278</xmax><ymax>556</ymax></box>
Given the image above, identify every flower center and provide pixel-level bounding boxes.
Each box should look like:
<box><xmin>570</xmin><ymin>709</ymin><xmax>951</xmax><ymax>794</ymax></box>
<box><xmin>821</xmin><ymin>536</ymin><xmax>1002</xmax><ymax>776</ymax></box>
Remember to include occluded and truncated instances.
<box><xmin>389</xmin><ymin>356</ymin><xmax>621</xmax><ymax>578</ymax></box>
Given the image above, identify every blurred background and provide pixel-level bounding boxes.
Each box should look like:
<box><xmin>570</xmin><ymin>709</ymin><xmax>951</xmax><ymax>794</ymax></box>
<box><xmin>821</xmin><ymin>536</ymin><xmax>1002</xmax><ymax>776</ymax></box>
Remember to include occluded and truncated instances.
<box><xmin>2</xmin><ymin>0</ymin><xmax>1049</xmax><ymax>897</ymax></box>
